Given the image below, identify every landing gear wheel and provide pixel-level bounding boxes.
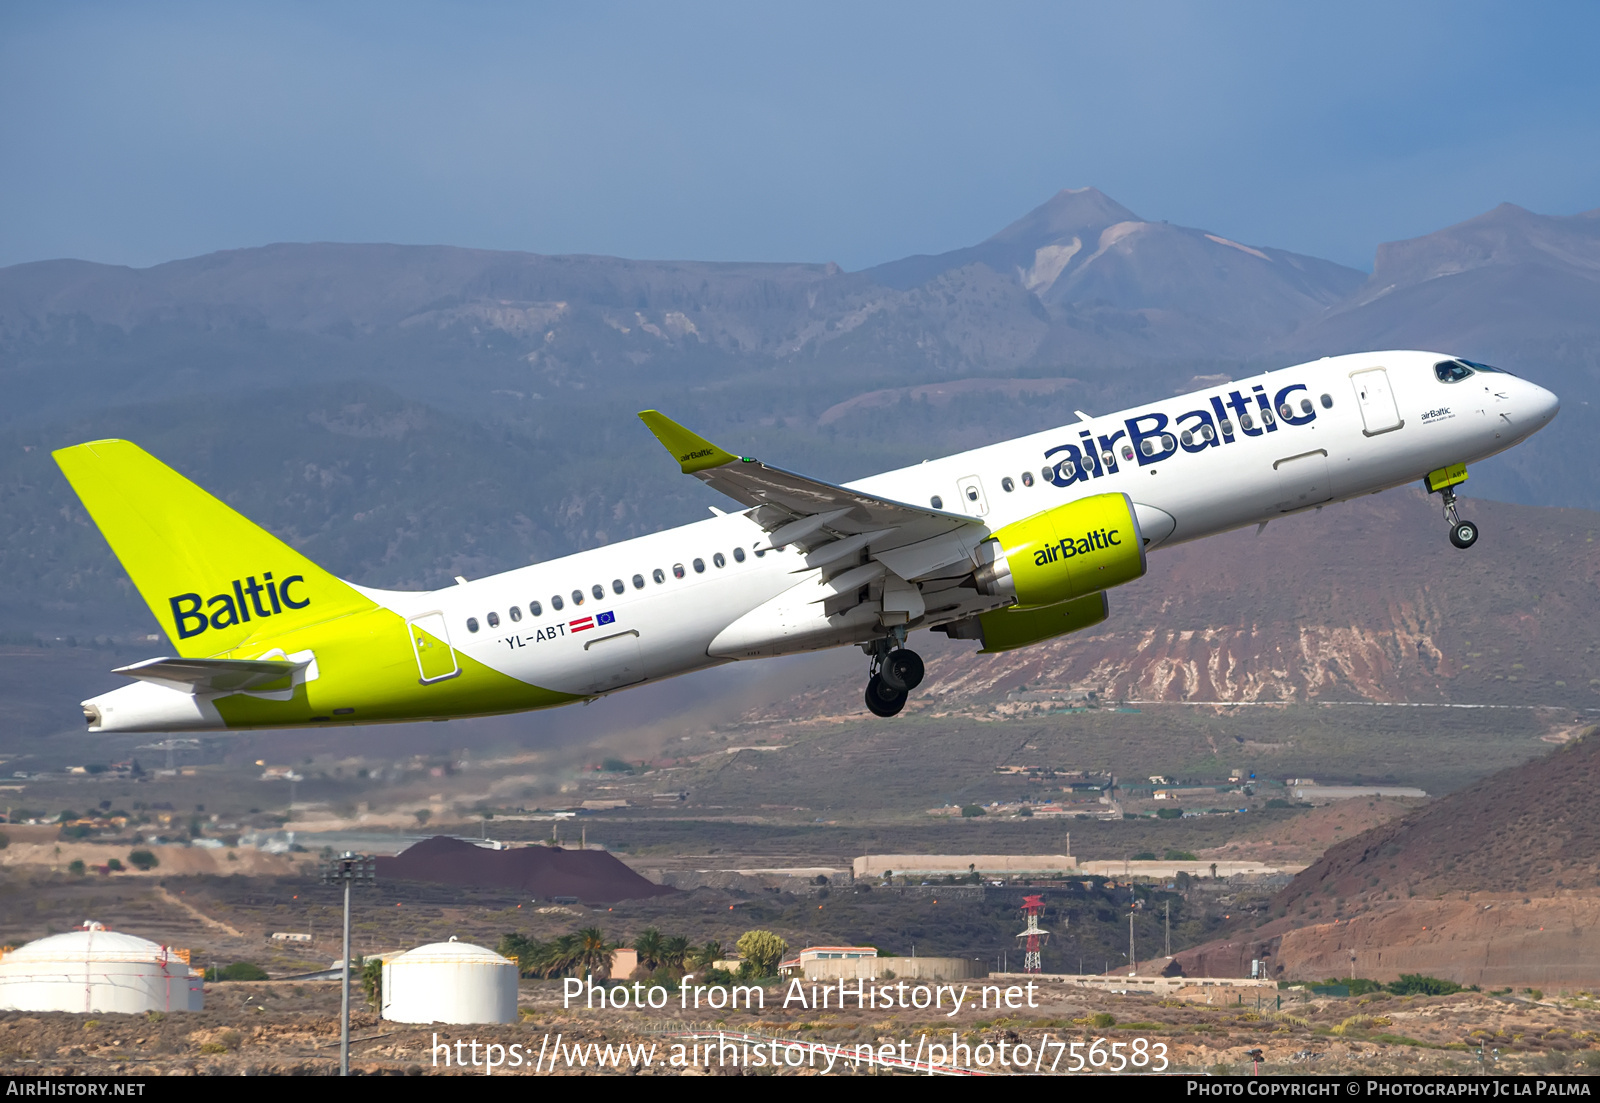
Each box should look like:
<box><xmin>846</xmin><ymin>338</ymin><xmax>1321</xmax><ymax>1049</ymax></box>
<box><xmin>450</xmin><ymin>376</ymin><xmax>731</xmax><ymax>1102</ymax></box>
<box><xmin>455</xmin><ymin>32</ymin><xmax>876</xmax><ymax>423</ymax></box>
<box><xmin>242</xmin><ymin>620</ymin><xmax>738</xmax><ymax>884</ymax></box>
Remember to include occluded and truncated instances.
<box><xmin>879</xmin><ymin>649</ymin><xmax>925</xmax><ymax>692</ymax></box>
<box><xmin>1449</xmin><ymin>520</ymin><xmax>1479</xmax><ymax>549</ymax></box>
<box><xmin>865</xmin><ymin>673</ymin><xmax>907</xmax><ymax>717</ymax></box>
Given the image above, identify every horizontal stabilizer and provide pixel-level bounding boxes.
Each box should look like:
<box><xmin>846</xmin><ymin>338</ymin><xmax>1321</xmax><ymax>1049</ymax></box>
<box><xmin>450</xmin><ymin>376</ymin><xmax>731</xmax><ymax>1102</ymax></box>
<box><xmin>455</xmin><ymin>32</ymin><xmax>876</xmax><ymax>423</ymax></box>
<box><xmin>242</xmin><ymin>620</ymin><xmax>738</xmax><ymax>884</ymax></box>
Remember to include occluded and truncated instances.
<box><xmin>113</xmin><ymin>656</ymin><xmax>309</xmax><ymax>696</ymax></box>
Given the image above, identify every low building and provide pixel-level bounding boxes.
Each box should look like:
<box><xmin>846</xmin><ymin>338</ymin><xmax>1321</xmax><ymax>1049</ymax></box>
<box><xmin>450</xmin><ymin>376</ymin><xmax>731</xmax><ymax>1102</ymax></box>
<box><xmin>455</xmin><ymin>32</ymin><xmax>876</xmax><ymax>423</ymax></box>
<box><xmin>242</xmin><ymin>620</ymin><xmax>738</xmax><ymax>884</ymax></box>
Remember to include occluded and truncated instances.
<box><xmin>854</xmin><ymin>839</ymin><xmax>1075</xmax><ymax>880</ymax></box>
<box><xmin>1290</xmin><ymin>785</ymin><xmax>1426</xmax><ymax>803</ymax></box>
<box><xmin>610</xmin><ymin>947</ymin><xmax>639</xmax><ymax>978</ymax></box>
<box><xmin>779</xmin><ymin>946</ymin><xmax>985</xmax><ymax>982</ymax></box>
<box><xmin>778</xmin><ymin>946</ymin><xmax>876</xmax><ymax>977</ymax></box>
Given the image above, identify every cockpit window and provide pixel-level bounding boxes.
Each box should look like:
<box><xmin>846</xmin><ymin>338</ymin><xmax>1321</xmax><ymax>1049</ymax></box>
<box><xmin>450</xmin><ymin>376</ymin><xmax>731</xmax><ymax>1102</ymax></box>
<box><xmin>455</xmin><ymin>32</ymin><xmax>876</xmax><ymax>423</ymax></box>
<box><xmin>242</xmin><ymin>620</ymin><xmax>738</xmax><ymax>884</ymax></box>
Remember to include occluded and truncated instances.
<box><xmin>1434</xmin><ymin>359</ymin><xmax>1474</xmax><ymax>383</ymax></box>
<box><xmin>1460</xmin><ymin>358</ymin><xmax>1510</xmax><ymax>375</ymax></box>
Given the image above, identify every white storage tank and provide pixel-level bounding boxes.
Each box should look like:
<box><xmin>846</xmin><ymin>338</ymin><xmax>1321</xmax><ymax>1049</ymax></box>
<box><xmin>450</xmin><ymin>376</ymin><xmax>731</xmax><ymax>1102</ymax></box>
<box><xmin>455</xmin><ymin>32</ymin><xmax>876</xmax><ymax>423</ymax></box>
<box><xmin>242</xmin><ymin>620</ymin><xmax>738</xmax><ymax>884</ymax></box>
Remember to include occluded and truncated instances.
<box><xmin>381</xmin><ymin>936</ymin><xmax>517</xmax><ymax>1025</ymax></box>
<box><xmin>0</xmin><ymin>922</ymin><xmax>203</xmax><ymax>1013</ymax></box>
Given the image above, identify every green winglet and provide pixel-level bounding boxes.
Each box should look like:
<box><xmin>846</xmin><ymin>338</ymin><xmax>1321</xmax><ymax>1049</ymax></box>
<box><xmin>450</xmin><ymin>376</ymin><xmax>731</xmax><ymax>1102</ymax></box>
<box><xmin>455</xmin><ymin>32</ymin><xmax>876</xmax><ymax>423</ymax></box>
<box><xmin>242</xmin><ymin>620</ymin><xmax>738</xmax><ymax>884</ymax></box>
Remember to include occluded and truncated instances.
<box><xmin>637</xmin><ymin>410</ymin><xmax>741</xmax><ymax>473</ymax></box>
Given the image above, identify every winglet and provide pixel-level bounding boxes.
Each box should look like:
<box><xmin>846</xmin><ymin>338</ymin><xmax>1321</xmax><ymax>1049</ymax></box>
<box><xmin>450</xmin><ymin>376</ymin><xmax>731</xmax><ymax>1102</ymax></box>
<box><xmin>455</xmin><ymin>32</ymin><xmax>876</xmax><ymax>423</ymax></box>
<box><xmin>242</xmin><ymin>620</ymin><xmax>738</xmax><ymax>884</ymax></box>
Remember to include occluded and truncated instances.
<box><xmin>637</xmin><ymin>410</ymin><xmax>741</xmax><ymax>473</ymax></box>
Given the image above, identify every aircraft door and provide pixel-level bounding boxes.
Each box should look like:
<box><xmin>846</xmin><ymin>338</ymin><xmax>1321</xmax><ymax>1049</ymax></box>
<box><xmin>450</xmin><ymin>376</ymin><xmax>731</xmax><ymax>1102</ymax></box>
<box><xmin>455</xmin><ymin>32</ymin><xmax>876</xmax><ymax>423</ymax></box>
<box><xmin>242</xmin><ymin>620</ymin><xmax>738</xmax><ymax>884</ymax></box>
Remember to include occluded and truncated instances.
<box><xmin>407</xmin><ymin>612</ymin><xmax>460</xmax><ymax>684</ymax></box>
<box><xmin>1351</xmin><ymin>367</ymin><xmax>1403</xmax><ymax>435</ymax></box>
<box><xmin>579</xmin><ymin>627</ymin><xmax>644</xmax><ymax>694</ymax></box>
<box><xmin>956</xmin><ymin>475</ymin><xmax>989</xmax><ymax>517</ymax></box>
<box><xmin>1273</xmin><ymin>449</ymin><xmax>1332</xmax><ymax>512</ymax></box>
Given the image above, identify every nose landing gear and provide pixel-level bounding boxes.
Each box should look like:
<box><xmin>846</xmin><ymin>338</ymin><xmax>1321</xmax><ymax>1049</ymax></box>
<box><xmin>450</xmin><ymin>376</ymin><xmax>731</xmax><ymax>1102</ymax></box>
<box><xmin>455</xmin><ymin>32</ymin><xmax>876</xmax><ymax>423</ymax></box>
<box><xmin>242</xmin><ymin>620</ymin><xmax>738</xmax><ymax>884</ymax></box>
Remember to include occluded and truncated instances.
<box><xmin>1439</xmin><ymin>487</ymin><xmax>1478</xmax><ymax>549</ymax></box>
<box><xmin>1427</xmin><ymin>464</ymin><xmax>1477</xmax><ymax>549</ymax></box>
<box><xmin>863</xmin><ymin>638</ymin><xmax>925</xmax><ymax>717</ymax></box>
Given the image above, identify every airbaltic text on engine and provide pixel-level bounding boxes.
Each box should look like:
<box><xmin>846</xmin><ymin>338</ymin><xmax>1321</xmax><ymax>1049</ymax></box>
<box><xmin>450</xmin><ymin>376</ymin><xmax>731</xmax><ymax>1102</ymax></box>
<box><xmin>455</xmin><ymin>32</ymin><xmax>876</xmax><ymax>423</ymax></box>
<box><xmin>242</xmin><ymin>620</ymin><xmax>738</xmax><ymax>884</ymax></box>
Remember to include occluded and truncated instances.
<box><xmin>1033</xmin><ymin>527</ymin><xmax>1121</xmax><ymax>564</ymax></box>
<box><xmin>975</xmin><ymin>493</ymin><xmax>1147</xmax><ymax>609</ymax></box>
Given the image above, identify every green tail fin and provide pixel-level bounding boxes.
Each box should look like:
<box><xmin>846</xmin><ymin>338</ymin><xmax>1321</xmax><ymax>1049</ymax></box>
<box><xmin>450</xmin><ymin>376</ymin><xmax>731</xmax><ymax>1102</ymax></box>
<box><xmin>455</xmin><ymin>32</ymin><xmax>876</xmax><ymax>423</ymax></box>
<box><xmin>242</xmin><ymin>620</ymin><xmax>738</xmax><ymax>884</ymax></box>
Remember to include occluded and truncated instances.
<box><xmin>53</xmin><ymin>439</ymin><xmax>375</xmax><ymax>658</ymax></box>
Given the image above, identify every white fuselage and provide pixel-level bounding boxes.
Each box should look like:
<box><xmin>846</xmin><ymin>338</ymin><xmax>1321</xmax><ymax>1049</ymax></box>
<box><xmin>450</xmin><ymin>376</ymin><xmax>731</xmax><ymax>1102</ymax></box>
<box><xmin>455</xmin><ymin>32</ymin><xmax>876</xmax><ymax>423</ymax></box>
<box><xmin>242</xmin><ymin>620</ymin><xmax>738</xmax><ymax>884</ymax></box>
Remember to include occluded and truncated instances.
<box><xmin>351</xmin><ymin>350</ymin><xmax>1557</xmax><ymax>699</ymax></box>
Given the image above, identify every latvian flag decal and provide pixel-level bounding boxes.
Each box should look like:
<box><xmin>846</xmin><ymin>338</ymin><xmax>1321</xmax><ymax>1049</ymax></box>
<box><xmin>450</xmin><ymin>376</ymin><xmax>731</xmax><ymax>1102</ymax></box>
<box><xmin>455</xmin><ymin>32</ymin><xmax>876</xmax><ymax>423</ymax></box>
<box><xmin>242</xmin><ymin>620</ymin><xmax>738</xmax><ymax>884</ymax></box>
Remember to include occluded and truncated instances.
<box><xmin>570</xmin><ymin>611</ymin><xmax>616</xmax><ymax>633</ymax></box>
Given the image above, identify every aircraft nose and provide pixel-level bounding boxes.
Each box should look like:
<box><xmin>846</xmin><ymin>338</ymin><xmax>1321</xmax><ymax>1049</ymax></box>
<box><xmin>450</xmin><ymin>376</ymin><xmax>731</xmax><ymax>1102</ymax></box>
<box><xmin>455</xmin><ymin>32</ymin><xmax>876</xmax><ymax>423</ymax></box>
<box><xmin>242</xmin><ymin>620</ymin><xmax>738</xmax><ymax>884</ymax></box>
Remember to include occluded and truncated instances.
<box><xmin>1528</xmin><ymin>382</ymin><xmax>1560</xmax><ymax>423</ymax></box>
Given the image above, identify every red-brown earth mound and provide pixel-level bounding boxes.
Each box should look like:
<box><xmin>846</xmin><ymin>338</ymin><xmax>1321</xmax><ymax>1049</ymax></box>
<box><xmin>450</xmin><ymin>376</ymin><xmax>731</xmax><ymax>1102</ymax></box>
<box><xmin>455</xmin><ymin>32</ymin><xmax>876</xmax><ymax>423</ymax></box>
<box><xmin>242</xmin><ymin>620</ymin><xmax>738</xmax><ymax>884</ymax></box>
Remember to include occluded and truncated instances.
<box><xmin>375</xmin><ymin>836</ymin><xmax>675</xmax><ymax>903</ymax></box>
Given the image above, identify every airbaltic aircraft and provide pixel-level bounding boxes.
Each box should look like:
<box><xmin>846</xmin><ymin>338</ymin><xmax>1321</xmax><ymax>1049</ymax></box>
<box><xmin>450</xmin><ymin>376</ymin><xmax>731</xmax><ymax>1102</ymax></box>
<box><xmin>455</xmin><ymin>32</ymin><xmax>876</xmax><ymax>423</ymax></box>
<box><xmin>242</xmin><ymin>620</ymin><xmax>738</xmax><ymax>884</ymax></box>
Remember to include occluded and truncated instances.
<box><xmin>57</xmin><ymin>350</ymin><xmax>1557</xmax><ymax>733</ymax></box>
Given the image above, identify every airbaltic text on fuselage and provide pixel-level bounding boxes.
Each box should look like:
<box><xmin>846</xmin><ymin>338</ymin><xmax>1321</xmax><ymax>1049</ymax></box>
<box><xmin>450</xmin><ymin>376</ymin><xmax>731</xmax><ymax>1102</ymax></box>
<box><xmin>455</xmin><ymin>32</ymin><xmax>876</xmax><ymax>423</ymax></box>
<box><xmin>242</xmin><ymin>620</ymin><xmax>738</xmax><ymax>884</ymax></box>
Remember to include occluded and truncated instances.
<box><xmin>1041</xmin><ymin>382</ymin><xmax>1316</xmax><ymax>485</ymax></box>
<box><xmin>1035</xmin><ymin>528</ymin><xmax>1121</xmax><ymax>565</ymax></box>
<box><xmin>169</xmin><ymin>573</ymin><xmax>309</xmax><ymax>639</ymax></box>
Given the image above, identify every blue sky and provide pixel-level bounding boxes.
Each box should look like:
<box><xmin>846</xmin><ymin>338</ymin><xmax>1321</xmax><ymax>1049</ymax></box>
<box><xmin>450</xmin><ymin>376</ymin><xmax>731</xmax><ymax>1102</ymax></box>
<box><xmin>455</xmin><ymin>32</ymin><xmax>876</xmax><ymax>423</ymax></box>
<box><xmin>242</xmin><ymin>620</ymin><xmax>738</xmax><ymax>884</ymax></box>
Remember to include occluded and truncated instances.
<box><xmin>3</xmin><ymin>1</ymin><xmax>1598</xmax><ymax>271</ymax></box>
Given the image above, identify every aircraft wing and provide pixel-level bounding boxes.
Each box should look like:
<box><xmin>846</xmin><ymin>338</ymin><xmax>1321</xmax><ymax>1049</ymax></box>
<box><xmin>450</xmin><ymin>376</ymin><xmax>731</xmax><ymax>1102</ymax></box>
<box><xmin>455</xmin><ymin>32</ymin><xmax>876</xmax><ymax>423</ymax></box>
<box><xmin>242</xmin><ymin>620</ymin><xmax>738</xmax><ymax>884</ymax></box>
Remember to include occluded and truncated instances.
<box><xmin>113</xmin><ymin>656</ymin><xmax>309</xmax><ymax>695</ymax></box>
<box><xmin>638</xmin><ymin>410</ymin><xmax>985</xmax><ymax>580</ymax></box>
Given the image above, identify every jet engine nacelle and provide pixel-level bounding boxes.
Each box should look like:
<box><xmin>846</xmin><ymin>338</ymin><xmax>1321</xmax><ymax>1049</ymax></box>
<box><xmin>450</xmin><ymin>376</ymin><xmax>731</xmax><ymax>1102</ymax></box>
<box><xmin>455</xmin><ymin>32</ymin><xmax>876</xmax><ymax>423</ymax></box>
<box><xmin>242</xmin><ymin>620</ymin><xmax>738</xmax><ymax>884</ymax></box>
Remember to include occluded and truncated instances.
<box><xmin>973</xmin><ymin>492</ymin><xmax>1146</xmax><ymax>607</ymax></box>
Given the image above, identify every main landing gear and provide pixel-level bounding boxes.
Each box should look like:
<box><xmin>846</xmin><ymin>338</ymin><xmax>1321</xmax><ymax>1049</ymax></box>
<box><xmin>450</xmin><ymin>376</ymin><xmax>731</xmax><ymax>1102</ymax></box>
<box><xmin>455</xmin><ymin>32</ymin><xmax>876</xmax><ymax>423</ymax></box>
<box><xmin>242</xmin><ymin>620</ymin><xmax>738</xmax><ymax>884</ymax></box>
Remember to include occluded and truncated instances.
<box><xmin>1440</xmin><ymin>486</ymin><xmax>1478</xmax><ymax>549</ymax></box>
<box><xmin>864</xmin><ymin>637</ymin><xmax>925</xmax><ymax>718</ymax></box>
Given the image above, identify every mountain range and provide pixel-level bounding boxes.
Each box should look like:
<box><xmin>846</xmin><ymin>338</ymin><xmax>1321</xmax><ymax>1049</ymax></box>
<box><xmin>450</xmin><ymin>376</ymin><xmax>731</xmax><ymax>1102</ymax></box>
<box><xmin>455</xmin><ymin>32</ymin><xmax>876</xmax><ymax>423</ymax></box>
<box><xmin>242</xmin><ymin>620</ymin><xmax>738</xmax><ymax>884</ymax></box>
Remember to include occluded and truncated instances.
<box><xmin>2</xmin><ymin>187</ymin><xmax>1597</xmax><ymax>647</ymax></box>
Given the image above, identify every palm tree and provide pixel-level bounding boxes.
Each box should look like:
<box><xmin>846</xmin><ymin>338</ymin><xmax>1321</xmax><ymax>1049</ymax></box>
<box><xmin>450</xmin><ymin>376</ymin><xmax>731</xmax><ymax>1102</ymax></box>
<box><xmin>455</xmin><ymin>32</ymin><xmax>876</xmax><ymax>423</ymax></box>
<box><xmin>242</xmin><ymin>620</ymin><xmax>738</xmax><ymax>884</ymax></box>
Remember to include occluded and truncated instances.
<box><xmin>633</xmin><ymin>927</ymin><xmax>664</xmax><ymax>972</ymax></box>
<box><xmin>534</xmin><ymin>932</ymin><xmax>581</xmax><ymax>978</ymax></box>
<box><xmin>497</xmin><ymin>933</ymin><xmax>545</xmax><ymax>978</ymax></box>
<box><xmin>574</xmin><ymin>926</ymin><xmax>616</xmax><ymax>980</ymax></box>
<box><xmin>662</xmin><ymin>935</ymin><xmax>691</xmax><ymax>973</ymax></box>
<box><xmin>692</xmin><ymin>939</ymin><xmax>724</xmax><ymax>970</ymax></box>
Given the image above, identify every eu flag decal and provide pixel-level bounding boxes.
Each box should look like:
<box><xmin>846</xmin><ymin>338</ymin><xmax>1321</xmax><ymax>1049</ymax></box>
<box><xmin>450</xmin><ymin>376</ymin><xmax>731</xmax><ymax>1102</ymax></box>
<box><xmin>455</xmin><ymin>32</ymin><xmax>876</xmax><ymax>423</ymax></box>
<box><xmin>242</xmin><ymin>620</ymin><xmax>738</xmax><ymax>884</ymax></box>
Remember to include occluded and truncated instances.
<box><xmin>596</xmin><ymin>611</ymin><xmax>616</xmax><ymax>627</ymax></box>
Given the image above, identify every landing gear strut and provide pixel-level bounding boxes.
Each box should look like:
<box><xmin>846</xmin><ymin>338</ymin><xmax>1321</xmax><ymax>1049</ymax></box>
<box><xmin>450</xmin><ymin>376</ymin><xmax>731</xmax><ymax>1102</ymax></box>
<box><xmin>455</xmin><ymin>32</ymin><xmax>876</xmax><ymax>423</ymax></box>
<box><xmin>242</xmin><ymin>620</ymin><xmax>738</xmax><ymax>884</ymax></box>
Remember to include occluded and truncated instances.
<box><xmin>863</xmin><ymin>637</ymin><xmax>924</xmax><ymax>717</ymax></box>
<box><xmin>1440</xmin><ymin>486</ymin><xmax>1478</xmax><ymax>549</ymax></box>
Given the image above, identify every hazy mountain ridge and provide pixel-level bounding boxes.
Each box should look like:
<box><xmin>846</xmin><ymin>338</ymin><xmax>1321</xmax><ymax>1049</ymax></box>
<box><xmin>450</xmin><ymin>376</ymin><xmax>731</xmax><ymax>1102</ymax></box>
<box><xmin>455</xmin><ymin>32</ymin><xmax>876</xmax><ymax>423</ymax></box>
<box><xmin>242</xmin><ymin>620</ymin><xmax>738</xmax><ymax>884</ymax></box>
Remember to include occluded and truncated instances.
<box><xmin>2</xmin><ymin>187</ymin><xmax>1599</xmax><ymax>644</ymax></box>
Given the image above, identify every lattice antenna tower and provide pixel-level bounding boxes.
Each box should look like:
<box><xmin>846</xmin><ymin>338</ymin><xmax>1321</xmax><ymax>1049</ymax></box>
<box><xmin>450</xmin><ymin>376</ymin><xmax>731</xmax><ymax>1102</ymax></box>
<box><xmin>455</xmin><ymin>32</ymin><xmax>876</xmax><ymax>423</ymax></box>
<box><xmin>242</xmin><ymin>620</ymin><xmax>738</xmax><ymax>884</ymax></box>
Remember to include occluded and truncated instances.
<box><xmin>1017</xmin><ymin>894</ymin><xmax>1050</xmax><ymax>974</ymax></box>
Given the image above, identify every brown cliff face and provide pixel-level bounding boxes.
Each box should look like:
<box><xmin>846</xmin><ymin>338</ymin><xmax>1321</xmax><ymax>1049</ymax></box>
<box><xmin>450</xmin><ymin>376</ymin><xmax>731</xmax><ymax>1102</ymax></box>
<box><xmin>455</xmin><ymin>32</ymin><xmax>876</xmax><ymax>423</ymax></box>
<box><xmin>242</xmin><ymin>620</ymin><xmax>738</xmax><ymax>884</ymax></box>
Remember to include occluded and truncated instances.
<box><xmin>1175</xmin><ymin>728</ymin><xmax>1600</xmax><ymax>986</ymax></box>
<box><xmin>748</xmin><ymin>489</ymin><xmax>1600</xmax><ymax>721</ymax></box>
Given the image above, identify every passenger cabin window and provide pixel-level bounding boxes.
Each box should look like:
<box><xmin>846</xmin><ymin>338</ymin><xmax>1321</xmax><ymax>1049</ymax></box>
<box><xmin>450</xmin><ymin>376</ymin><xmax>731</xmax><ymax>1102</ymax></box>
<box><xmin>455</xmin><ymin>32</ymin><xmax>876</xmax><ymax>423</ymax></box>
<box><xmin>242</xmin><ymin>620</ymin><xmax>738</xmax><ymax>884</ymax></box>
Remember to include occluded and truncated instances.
<box><xmin>753</xmin><ymin>546</ymin><xmax>766</xmax><ymax>557</ymax></box>
<box><xmin>632</xmin><ymin>574</ymin><xmax>645</xmax><ymax>589</ymax></box>
<box><xmin>1278</xmin><ymin>403</ymin><xmax>1293</xmax><ymax>419</ymax></box>
<box><xmin>652</xmin><ymin>569</ymin><xmax>665</xmax><ymax>584</ymax></box>
<box><xmin>693</xmin><ymin>558</ymin><xmax>705</xmax><ymax>573</ymax></box>
<box><xmin>1020</xmin><ymin>471</ymin><xmax>1034</xmax><ymax>487</ymax></box>
<box><xmin>1180</xmin><ymin>430</ymin><xmax>1193</xmax><ymax>447</ymax></box>
<box><xmin>612</xmin><ymin>579</ymin><xmax>625</xmax><ymax>595</ymax></box>
<box><xmin>1320</xmin><ymin>394</ymin><xmax>1333</xmax><ymax>408</ymax></box>
<box><xmin>1058</xmin><ymin>460</ymin><xmax>1077</xmax><ymax>478</ymax></box>
<box><xmin>1260</xmin><ymin>410</ymin><xmax>1274</xmax><ymax>427</ymax></box>
<box><xmin>531</xmin><ymin>601</ymin><xmax>543</xmax><ymax>616</ymax></box>
<box><xmin>592</xmin><ymin>584</ymin><xmax>604</xmax><ymax>600</ymax></box>
<box><xmin>508</xmin><ymin>606</ymin><xmax>521</xmax><ymax>622</ymax></box>
<box><xmin>732</xmin><ymin>547</ymin><xmax>746</xmax><ymax>562</ymax></box>
<box><xmin>1102</xmin><ymin>450</ymin><xmax>1115</xmax><ymax>466</ymax></box>
<box><xmin>1161</xmin><ymin>432</ymin><xmax>1176</xmax><ymax>449</ymax></box>
<box><xmin>1240</xmin><ymin>412</ymin><xmax>1255</xmax><ymax>430</ymax></box>
<box><xmin>1435</xmin><ymin>360</ymin><xmax>1474</xmax><ymax>383</ymax></box>
<box><xmin>1220</xmin><ymin>419</ymin><xmax>1234</xmax><ymax>434</ymax></box>
<box><xmin>466</xmin><ymin>617</ymin><xmax>480</xmax><ymax>633</ymax></box>
<box><xmin>1040</xmin><ymin>467</ymin><xmax>1053</xmax><ymax>483</ymax></box>
<box><xmin>965</xmin><ymin>486</ymin><xmax>980</xmax><ymax>502</ymax></box>
<box><xmin>487</xmin><ymin>611</ymin><xmax>500</xmax><ymax>628</ymax></box>
<box><xmin>673</xmin><ymin>564</ymin><xmax>685</xmax><ymax>579</ymax></box>
<box><xmin>571</xmin><ymin>589</ymin><xmax>584</xmax><ymax>606</ymax></box>
<box><xmin>1200</xmin><ymin>425</ymin><xmax>1215</xmax><ymax>441</ymax></box>
<box><xmin>551</xmin><ymin>595</ymin><xmax>564</xmax><ymax>611</ymax></box>
<box><xmin>1121</xmin><ymin>444</ymin><xmax>1135</xmax><ymax>461</ymax></box>
<box><xmin>713</xmin><ymin>552</ymin><xmax>726</xmax><ymax>568</ymax></box>
<box><xmin>930</xmin><ymin>495</ymin><xmax>943</xmax><ymax>509</ymax></box>
<box><xmin>1001</xmin><ymin>476</ymin><xmax>1014</xmax><ymax>492</ymax></box>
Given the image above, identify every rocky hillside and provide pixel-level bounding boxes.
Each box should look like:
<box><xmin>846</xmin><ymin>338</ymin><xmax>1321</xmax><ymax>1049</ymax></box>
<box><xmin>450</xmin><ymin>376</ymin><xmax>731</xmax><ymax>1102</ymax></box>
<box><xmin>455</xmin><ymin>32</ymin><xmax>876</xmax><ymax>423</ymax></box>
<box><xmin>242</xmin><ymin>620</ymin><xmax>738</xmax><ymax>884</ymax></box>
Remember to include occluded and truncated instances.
<box><xmin>1176</xmin><ymin>731</ymin><xmax>1600</xmax><ymax>987</ymax></box>
<box><xmin>741</xmin><ymin>489</ymin><xmax>1600</xmax><ymax>719</ymax></box>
